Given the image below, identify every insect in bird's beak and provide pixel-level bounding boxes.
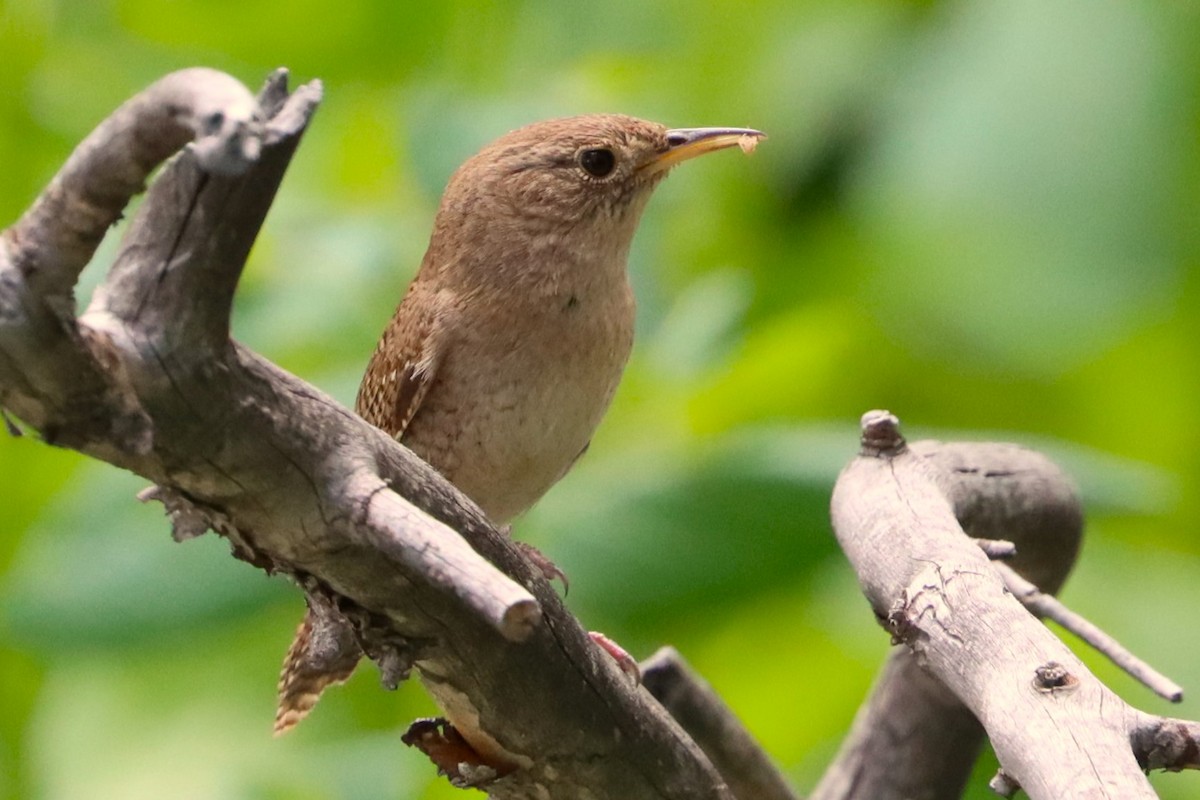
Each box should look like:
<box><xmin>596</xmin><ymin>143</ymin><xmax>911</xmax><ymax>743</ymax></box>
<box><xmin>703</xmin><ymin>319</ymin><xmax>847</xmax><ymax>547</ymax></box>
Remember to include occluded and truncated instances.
<box><xmin>641</xmin><ymin>127</ymin><xmax>766</xmax><ymax>175</ymax></box>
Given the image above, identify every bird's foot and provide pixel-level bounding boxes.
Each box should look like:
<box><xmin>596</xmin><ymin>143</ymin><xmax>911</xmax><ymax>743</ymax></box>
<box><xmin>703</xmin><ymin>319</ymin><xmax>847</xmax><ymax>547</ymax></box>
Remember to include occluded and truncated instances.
<box><xmin>507</xmin><ymin>534</ymin><xmax>569</xmax><ymax>594</ymax></box>
<box><xmin>589</xmin><ymin>631</ymin><xmax>641</xmax><ymax>685</ymax></box>
<box><xmin>402</xmin><ymin>717</ymin><xmax>517</xmax><ymax>788</ymax></box>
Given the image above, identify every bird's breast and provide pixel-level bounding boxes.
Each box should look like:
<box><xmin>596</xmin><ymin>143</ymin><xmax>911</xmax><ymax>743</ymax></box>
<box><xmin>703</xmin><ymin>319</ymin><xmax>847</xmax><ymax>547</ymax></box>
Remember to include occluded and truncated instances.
<box><xmin>402</xmin><ymin>279</ymin><xmax>635</xmax><ymax>523</ymax></box>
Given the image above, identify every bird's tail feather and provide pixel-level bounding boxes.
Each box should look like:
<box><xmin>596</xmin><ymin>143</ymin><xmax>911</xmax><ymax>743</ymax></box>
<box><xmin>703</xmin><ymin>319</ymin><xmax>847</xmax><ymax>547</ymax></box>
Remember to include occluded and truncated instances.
<box><xmin>274</xmin><ymin>605</ymin><xmax>363</xmax><ymax>735</ymax></box>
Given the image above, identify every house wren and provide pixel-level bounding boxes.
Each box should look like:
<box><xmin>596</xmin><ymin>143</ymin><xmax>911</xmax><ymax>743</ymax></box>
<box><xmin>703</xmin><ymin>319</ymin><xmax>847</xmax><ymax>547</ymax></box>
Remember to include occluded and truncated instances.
<box><xmin>275</xmin><ymin>114</ymin><xmax>764</xmax><ymax>734</ymax></box>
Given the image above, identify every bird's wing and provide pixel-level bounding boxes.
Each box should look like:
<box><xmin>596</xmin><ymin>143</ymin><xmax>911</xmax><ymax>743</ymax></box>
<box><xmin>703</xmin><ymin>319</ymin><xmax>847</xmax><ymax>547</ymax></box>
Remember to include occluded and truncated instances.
<box><xmin>355</xmin><ymin>283</ymin><xmax>447</xmax><ymax>440</ymax></box>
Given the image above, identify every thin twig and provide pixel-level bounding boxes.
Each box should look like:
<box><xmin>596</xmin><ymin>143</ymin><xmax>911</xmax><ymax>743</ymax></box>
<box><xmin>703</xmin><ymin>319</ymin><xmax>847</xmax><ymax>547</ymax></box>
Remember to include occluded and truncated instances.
<box><xmin>995</xmin><ymin>561</ymin><xmax>1184</xmax><ymax>702</ymax></box>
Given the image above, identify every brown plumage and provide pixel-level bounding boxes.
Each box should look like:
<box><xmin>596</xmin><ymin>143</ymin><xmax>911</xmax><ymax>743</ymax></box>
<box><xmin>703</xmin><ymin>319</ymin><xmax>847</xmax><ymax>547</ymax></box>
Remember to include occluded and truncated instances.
<box><xmin>274</xmin><ymin>600</ymin><xmax>361</xmax><ymax>734</ymax></box>
<box><xmin>274</xmin><ymin>114</ymin><xmax>764</xmax><ymax>735</ymax></box>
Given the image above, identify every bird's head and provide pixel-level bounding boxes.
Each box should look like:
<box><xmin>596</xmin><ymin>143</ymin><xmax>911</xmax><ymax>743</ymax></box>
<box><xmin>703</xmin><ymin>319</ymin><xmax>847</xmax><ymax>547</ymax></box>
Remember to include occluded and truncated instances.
<box><xmin>425</xmin><ymin>114</ymin><xmax>763</xmax><ymax>286</ymax></box>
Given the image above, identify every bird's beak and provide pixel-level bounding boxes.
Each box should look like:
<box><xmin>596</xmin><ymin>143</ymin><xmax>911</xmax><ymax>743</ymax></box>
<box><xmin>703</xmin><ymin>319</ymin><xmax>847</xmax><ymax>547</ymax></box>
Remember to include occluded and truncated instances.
<box><xmin>642</xmin><ymin>127</ymin><xmax>766</xmax><ymax>175</ymax></box>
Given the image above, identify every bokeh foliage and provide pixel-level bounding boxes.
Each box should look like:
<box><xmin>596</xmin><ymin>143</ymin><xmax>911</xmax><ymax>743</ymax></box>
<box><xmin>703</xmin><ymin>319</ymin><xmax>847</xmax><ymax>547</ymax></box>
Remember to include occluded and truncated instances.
<box><xmin>2</xmin><ymin>1</ymin><xmax>1199</xmax><ymax>798</ymax></box>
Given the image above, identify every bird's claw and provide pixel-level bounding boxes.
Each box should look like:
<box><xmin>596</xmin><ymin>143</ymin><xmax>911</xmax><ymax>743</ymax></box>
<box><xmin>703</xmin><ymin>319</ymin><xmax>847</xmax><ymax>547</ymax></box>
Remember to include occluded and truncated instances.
<box><xmin>589</xmin><ymin>631</ymin><xmax>641</xmax><ymax>685</ymax></box>
<box><xmin>513</xmin><ymin>539</ymin><xmax>570</xmax><ymax>594</ymax></box>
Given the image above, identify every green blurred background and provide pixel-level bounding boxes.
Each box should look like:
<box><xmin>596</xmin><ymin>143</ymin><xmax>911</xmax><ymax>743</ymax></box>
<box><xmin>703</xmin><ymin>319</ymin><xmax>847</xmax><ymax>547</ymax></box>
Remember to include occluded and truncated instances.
<box><xmin>2</xmin><ymin>0</ymin><xmax>1198</xmax><ymax>798</ymax></box>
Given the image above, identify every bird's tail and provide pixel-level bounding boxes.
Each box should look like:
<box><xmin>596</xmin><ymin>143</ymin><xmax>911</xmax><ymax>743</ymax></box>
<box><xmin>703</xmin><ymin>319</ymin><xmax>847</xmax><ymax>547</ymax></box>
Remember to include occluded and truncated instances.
<box><xmin>273</xmin><ymin>605</ymin><xmax>363</xmax><ymax>735</ymax></box>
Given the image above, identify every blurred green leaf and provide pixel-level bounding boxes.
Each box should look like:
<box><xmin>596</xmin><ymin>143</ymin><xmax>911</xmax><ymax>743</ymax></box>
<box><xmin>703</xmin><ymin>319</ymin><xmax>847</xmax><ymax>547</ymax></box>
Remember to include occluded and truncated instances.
<box><xmin>1</xmin><ymin>465</ymin><xmax>288</xmax><ymax>653</ymax></box>
<box><xmin>850</xmin><ymin>0</ymin><xmax>1187</xmax><ymax>375</ymax></box>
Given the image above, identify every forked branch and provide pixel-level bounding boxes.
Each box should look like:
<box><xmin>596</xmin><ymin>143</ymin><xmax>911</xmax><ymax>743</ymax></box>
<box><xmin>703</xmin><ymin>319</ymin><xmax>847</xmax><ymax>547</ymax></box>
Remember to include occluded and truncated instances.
<box><xmin>824</xmin><ymin>410</ymin><xmax>1198</xmax><ymax>800</ymax></box>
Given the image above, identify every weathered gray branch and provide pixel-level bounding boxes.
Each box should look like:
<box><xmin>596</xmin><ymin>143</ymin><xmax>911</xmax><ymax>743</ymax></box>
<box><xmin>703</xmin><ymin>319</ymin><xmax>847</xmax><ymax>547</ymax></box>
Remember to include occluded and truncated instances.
<box><xmin>642</xmin><ymin>647</ymin><xmax>800</xmax><ymax>800</ymax></box>
<box><xmin>822</xmin><ymin>410</ymin><xmax>1195</xmax><ymax>800</ymax></box>
<box><xmin>811</xmin><ymin>646</ymin><xmax>984</xmax><ymax>800</ymax></box>
<box><xmin>0</xmin><ymin>68</ymin><xmax>732</xmax><ymax>800</ymax></box>
<box><xmin>812</xmin><ymin>437</ymin><xmax>1084</xmax><ymax>800</ymax></box>
<box><xmin>0</xmin><ymin>67</ymin><xmax>261</xmax><ymax>454</ymax></box>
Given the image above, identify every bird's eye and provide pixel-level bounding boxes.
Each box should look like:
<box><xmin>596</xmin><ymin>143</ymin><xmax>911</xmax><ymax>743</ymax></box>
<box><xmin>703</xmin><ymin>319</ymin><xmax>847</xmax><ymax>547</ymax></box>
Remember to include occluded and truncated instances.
<box><xmin>579</xmin><ymin>148</ymin><xmax>616</xmax><ymax>178</ymax></box>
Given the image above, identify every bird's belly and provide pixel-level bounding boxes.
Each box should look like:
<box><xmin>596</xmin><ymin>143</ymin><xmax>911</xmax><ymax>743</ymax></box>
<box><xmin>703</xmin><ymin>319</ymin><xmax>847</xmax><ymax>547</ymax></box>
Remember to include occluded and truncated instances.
<box><xmin>404</xmin><ymin>299</ymin><xmax>633</xmax><ymax>524</ymax></box>
<box><xmin>460</xmin><ymin>373</ymin><xmax>609</xmax><ymax>520</ymax></box>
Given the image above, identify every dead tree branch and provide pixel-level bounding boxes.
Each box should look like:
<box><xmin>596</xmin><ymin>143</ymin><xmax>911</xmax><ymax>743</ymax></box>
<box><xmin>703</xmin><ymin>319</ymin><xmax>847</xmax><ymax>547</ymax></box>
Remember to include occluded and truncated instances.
<box><xmin>0</xmin><ymin>68</ymin><xmax>731</xmax><ymax>800</ymax></box>
<box><xmin>642</xmin><ymin>647</ymin><xmax>800</xmax><ymax>800</ymax></box>
<box><xmin>812</xmin><ymin>436</ymin><xmax>1085</xmax><ymax>800</ymax></box>
<box><xmin>822</xmin><ymin>410</ymin><xmax>1197</xmax><ymax>800</ymax></box>
<box><xmin>1132</xmin><ymin>715</ymin><xmax>1200</xmax><ymax>773</ymax></box>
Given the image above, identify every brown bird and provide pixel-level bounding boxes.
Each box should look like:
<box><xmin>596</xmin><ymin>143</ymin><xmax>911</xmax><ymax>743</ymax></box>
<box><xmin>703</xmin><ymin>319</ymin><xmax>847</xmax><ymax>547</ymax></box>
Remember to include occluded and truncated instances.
<box><xmin>275</xmin><ymin>114</ymin><xmax>764</xmax><ymax>734</ymax></box>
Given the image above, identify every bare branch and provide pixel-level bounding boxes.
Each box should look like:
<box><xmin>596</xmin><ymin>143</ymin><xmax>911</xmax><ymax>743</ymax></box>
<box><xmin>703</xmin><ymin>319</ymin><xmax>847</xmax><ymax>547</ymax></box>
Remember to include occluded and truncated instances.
<box><xmin>90</xmin><ymin>70</ymin><xmax>312</xmax><ymax>357</ymax></box>
<box><xmin>357</xmin><ymin>476</ymin><xmax>540</xmax><ymax>640</ymax></box>
<box><xmin>0</xmin><ymin>68</ymin><xmax>261</xmax><ymax>452</ymax></box>
<box><xmin>828</xmin><ymin>410</ymin><xmax>1157</xmax><ymax>800</ymax></box>
<box><xmin>810</xmin><ymin>648</ymin><xmax>985</xmax><ymax>800</ymax></box>
<box><xmin>814</xmin><ymin>434</ymin><xmax>1085</xmax><ymax>800</ymax></box>
<box><xmin>8</xmin><ymin>67</ymin><xmax>258</xmax><ymax>299</ymax></box>
<box><xmin>641</xmin><ymin>647</ymin><xmax>799</xmax><ymax>800</ymax></box>
<box><xmin>973</xmin><ymin>537</ymin><xmax>1016</xmax><ymax>560</ymax></box>
<box><xmin>910</xmin><ymin>438</ymin><xmax>1083</xmax><ymax>595</ymax></box>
